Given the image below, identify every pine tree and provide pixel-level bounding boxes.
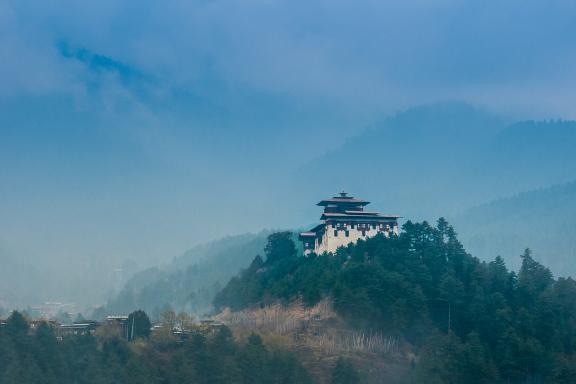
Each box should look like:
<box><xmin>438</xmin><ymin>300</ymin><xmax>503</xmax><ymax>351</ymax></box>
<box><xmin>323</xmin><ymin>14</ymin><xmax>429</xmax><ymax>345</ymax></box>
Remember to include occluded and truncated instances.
<box><xmin>264</xmin><ymin>232</ymin><xmax>296</xmax><ymax>264</ymax></box>
<box><xmin>127</xmin><ymin>310</ymin><xmax>151</xmax><ymax>340</ymax></box>
<box><xmin>5</xmin><ymin>311</ymin><xmax>28</xmax><ymax>337</ymax></box>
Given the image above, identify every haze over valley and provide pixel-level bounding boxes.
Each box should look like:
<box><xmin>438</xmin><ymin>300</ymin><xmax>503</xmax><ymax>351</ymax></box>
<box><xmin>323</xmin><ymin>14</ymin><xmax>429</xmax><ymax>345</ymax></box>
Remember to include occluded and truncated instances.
<box><xmin>1</xmin><ymin>1</ymin><xmax>576</xmax><ymax>383</ymax></box>
<box><xmin>4</xmin><ymin>102</ymin><xmax>576</xmax><ymax>309</ymax></box>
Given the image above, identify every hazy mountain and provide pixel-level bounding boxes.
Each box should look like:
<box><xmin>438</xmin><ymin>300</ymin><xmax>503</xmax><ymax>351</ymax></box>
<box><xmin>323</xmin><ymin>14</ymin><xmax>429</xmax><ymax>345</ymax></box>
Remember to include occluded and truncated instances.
<box><xmin>0</xmin><ymin>252</ymin><xmax>48</xmax><ymax>307</ymax></box>
<box><xmin>295</xmin><ymin>103</ymin><xmax>576</xmax><ymax>226</ymax></box>
<box><xmin>0</xmin><ymin>248</ymin><xmax>133</xmax><ymax>311</ymax></box>
<box><xmin>105</xmin><ymin>231</ymin><xmax>270</xmax><ymax>318</ymax></box>
<box><xmin>6</xmin><ymin>103</ymin><xmax>576</xmax><ymax>310</ymax></box>
<box><xmin>454</xmin><ymin>181</ymin><xmax>576</xmax><ymax>277</ymax></box>
<box><xmin>293</xmin><ymin>103</ymin><xmax>506</xmax><ymax>219</ymax></box>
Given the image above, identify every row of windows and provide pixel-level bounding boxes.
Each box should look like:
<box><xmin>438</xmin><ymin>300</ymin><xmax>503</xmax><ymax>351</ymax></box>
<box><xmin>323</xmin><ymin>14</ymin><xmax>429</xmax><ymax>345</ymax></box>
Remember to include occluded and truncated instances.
<box><xmin>307</xmin><ymin>224</ymin><xmax>396</xmax><ymax>245</ymax></box>
<box><xmin>331</xmin><ymin>223</ymin><xmax>393</xmax><ymax>230</ymax></box>
<box><xmin>334</xmin><ymin>230</ymin><xmax>367</xmax><ymax>238</ymax></box>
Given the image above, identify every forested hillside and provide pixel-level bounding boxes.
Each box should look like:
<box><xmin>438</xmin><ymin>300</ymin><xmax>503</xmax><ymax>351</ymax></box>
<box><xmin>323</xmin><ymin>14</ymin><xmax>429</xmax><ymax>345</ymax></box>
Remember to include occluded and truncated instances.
<box><xmin>454</xmin><ymin>181</ymin><xmax>576</xmax><ymax>276</ymax></box>
<box><xmin>105</xmin><ymin>232</ymin><xmax>269</xmax><ymax>318</ymax></box>
<box><xmin>216</xmin><ymin>225</ymin><xmax>576</xmax><ymax>383</ymax></box>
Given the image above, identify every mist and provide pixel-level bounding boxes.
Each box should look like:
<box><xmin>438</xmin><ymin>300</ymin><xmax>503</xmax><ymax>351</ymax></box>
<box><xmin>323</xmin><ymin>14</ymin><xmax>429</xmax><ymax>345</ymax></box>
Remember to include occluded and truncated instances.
<box><xmin>3</xmin><ymin>3</ymin><xmax>576</xmax><ymax>384</ymax></box>
<box><xmin>1</xmin><ymin>0</ymin><xmax>576</xmax><ymax>308</ymax></box>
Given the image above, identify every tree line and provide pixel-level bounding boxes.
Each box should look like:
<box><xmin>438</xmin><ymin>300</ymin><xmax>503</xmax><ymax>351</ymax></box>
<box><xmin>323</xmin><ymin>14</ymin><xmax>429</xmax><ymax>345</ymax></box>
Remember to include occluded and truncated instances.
<box><xmin>0</xmin><ymin>310</ymin><xmax>312</xmax><ymax>384</ymax></box>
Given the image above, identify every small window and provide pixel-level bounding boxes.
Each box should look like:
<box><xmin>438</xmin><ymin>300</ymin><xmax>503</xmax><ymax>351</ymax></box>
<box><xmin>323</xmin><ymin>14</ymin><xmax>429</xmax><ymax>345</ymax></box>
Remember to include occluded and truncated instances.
<box><xmin>345</xmin><ymin>230</ymin><xmax>349</xmax><ymax>237</ymax></box>
<box><xmin>351</xmin><ymin>223</ymin><xmax>355</xmax><ymax>229</ymax></box>
<box><xmin>334</xmin><ymin>230</ymin><xmax>338</xmax><ymax>237</ymax></box>
<box><xmin>362</xmin><ymin>231</ymin><xmax>366</xmax><ymax>237</ymax></box>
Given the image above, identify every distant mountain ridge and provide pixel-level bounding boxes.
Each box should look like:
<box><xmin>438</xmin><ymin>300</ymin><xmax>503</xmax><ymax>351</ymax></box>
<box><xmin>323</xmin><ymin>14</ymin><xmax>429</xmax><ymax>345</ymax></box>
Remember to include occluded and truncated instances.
<box><xmin>293</xmin><ymin>102</ymin><xmax>507</xmax><ymax>218</ymax></box>
<box><xmin>0</xmin><ymin>253</ymin><xmax>46</xmax><ymax>307</ymax></box>
<box><xmin>105</xmin><ymin>231</ymin><xmax>269</xmax><ymax>317</ymax></box>
<box><xmin>454</xmin><ymin>180</ymin><xmax>576</xmax><ymax>277</ymax></box>
<box><xmin>10</xmin><ymin>102</ymin><xmax>576</xmax><ymax>312</ymax></box>
<box><xmin>295</xmin><ymin>103</ymin><xmax>576</xmax><ymax>220</ymax></box>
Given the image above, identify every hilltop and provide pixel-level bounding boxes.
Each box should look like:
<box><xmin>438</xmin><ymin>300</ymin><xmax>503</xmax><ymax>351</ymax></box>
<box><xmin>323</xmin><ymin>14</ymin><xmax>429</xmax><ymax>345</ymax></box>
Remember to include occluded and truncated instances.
<box><xmin>215</xmin><ymin>225</ymin><xmax>576</xmax><ymax>383</ymax></box>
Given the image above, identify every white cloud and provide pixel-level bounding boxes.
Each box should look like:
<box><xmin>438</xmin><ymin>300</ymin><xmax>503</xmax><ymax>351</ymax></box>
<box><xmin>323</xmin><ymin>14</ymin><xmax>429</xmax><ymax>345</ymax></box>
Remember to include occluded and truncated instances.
<box><xmin>0</xmin><ymin>0</ymin><xmax>574</xmax><ymax>120</ymax></box>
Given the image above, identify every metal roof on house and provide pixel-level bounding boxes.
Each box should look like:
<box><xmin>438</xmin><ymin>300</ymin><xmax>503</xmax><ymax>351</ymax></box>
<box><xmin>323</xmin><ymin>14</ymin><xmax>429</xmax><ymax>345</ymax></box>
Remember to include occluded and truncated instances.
<box><xmin>60</xmin><ymin>323</ymin><xmax>95</xmax><ymax>329</ymax></box>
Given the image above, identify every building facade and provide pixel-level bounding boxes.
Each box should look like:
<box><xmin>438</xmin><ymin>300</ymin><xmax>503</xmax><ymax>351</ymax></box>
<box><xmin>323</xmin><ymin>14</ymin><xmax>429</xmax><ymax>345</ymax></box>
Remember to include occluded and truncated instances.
<box><xmin>299</xmin><ymin>192</ymin><xmax>400</xmax><ymax>255</ymax></box>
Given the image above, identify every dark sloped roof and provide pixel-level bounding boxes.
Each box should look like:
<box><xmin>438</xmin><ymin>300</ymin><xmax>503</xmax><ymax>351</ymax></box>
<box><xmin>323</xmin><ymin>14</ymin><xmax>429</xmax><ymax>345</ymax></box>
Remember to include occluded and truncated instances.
<box><xmin>299</xmin><ymin>223</ymin><xmax>325</xmax><ymax>237</ymax></box>
<box><xmin>310</xmin><ymin>224</ymin><xmax>325</xmax><ymax>232</ymax></box>
<box><xmin>344</xmin><ymin>210</ymin><xmax>380</xmax><ymax>215</ymax></box>
<box><xmin>317</xmin><ymin>191</ymin><xmax>370</xmax><ymax>206</ymax></box>
<box><xmin>317</xmin><ymin>198</ymin><xmax>369</xmax><ymax>206</ymax></box>
<box><xmin>321</xmin><ymin>212</ymin><xmax>401</xmax><ymax>220</ymax></box>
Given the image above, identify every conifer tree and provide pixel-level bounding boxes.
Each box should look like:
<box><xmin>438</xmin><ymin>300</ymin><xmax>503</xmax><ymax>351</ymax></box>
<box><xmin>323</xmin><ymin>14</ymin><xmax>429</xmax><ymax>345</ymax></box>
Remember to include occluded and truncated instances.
<box><xmin>127</xmin><ymin>310</ymin><xmax>151</xmax><ymax>340</ymax></box>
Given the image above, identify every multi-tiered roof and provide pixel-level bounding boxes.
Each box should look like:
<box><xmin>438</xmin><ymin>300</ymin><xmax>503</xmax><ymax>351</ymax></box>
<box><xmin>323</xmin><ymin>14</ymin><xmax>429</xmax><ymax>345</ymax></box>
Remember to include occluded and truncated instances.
<box><xmin>316</xmin><ymin>192</ymin><xmax>399</xmax><ymax>221</ymax></box>
<box><xmin>299</xmin><ymin>192</ymin><xmax>400</xmax><ymax>253</ymax></box>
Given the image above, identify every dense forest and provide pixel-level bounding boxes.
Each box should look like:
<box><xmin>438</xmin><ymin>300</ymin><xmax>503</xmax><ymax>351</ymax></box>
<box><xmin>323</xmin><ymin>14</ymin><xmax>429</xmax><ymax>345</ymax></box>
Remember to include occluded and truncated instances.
<box><xmin>0</xmin><ymin>310</ymin><xmax>312</xmax><ymax>384</ymax></box>
<box><xmin>215</xmin><ymin>222</ymin><xmax>576</xmax><ymax>383</ymax></box>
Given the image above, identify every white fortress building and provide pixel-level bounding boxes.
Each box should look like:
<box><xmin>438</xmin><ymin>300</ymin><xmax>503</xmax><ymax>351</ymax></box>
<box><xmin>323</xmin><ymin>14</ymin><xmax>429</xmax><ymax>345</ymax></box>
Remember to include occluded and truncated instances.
<box><xmin>299</xmin><ymin>192</ymin><xmax>400</xmax><ymax>255</ymax></box>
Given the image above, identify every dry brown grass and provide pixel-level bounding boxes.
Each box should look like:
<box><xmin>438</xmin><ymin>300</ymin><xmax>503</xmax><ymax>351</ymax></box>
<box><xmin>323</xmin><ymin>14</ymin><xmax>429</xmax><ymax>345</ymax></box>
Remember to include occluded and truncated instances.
<box><xmin>214</xmin><ymin>298</ymin><xmax>399</xmax><ymax>356</ymax></box>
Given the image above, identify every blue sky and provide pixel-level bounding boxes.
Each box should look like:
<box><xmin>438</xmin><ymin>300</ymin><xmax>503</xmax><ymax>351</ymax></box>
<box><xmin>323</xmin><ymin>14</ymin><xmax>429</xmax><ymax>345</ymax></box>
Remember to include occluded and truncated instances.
<box><xmin>1</xmin><ymin>0</ymin><xmax>575</xmax><ymax>279</ymax></box>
